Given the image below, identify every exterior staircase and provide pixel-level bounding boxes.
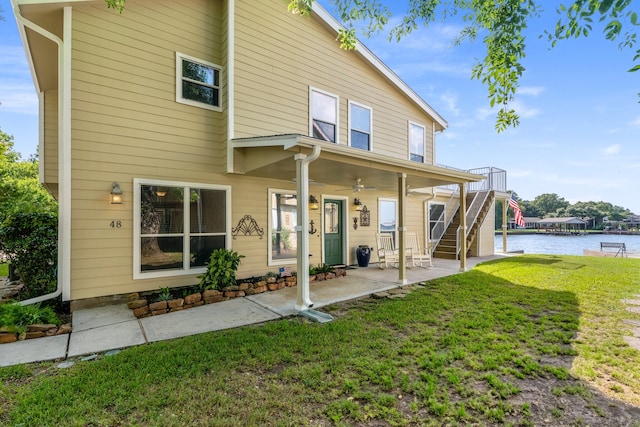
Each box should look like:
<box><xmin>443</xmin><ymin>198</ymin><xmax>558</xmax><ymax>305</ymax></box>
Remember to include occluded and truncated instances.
<box><xmin>433</xmin><ymin>190</ymin><xmax>495</xmax><ymax>260</ymax></box>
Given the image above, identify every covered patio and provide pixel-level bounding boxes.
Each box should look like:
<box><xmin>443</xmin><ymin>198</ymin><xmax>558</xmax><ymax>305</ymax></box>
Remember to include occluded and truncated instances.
<box><xmin>231</xmin><ymin>134</ymin><xmax>485</xmax><ymax>311</ymax></box>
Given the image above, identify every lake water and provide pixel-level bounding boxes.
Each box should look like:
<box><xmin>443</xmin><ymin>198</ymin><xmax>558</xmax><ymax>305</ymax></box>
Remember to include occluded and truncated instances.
<box><xmin>494</xmin><ymin>233</ymin><xmax>640</xmax><ymax>256</ymax></box>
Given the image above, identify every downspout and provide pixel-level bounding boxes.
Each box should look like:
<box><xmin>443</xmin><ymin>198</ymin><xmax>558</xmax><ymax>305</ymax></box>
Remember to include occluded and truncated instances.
<box><xmin>12</xmin><ymin>4</ymin><xmax>71</xmax><ymax>304</ymax></box>
<box><xmin>295</xmin><ymin>145</ymin><xmax>321</xmax><ymax>311</ymax></box>
<box><xmin>226</xmin><ymin>0</ymin><xmax>235</xmax><ymax>172</ymax></box>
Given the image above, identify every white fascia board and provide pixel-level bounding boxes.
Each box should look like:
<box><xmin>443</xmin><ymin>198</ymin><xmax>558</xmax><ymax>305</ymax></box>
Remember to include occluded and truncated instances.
<box><xmin>311</xmin><ymin>3</ymin><xmax>448</xmax><ymax>130</ymax></box>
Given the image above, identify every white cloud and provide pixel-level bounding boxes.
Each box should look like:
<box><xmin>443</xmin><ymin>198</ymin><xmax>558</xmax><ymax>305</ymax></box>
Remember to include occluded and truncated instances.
<box><xmin>476</xmin><ymin>107</ymin><xmax>492</xmax><ymax>121</ymax></box>
<box><xmin>0</xmin><ymin>81</ymin><xmax>38</xmax><ymax>115</ymax></box>
<box><xmin>631</xmin><ymin>117</ymin><xmax>640</xmax><ymax>127</ymax></box>
<box><xmin>603</xmin><ymin>144</ymin><xmax>621</xmax><ymax>155</ymax></box>
<box><xmin>510</xmin><ymin>100</ymin><xmax>541</xmax><ymax>119</ymax></box>
<box><xmin>0</xmin><ymin>45</ymin><xmax>38</xmax><ymax>115</ymax></box>
<box><xmin>517</xmin><ymin>86</ymin><xmax>545</xmax><ymax>96</ymax></box>
<box><xmin>439</xmin><ymin>92</ymin><xmax>460</xmax><ymax>116</ymax></box>
<box><xmin>438</xmin><ymin>131</ymin><xmax>460</xmax><ymax>140</ymax></box>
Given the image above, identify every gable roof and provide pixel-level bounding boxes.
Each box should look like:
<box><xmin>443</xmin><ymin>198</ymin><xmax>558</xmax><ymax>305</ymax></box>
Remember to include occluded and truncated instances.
<box><xmin>311</xmin><ymin>3</ymin><xmax>448</xmax><ymax>131</ymax></box>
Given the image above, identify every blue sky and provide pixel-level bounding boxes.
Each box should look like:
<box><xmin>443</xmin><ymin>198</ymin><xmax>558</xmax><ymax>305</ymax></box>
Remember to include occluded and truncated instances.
<box><xmin>1</xmin><ymin>0</ymin><xmax>639</xmax><ymax>213</ymax></box>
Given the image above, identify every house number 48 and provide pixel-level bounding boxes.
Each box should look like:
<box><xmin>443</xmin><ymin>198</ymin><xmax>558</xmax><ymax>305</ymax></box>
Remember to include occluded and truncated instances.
<box><xmin>110</xmin><ymin>220</ymin><xmax>122</xmax><ymax>228</ymax></box>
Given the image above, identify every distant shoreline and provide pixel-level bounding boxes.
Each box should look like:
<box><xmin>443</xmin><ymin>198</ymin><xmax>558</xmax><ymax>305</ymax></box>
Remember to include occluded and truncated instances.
<box><xmin>495</xmin><ymin>230</ymin><xmax>640</xmax><ymax>236</ymax></box>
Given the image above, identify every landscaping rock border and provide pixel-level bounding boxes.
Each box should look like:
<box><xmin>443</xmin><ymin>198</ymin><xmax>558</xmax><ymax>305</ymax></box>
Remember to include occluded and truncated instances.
<box><xmin>127</xmin><ymin>269</ymin><xmax>347</xmax><ymax>319</ymax></box>
<box><xmin>0</xmin><ymin>323</ymin><xmax>72</xmax><ymax>344</ymax></box>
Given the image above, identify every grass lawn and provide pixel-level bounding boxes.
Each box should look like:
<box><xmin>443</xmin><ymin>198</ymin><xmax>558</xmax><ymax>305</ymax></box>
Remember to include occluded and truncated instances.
<box><xmin>0</xmin><ymin>263</ymin><xmax>7</xmax><ymax>277</ymax></box>
<box><xmin>2</xmin><ymin>255</ymin><xmax>640</xmax><ymax>426</ymax></box>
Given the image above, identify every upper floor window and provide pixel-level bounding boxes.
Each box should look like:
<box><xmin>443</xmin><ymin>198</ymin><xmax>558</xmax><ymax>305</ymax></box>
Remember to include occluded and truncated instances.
<box><xmin>409</xmin><ymin>122</ymin><xmax>426</xmax><ymax>163</ymax></box>
<box><xmin>176</xmin><ymin>52</ymin><xmax>221</xmax><ymax>111</ymax></box>
<box><xmin>310</xmin><ymin>87</ymin><xmax>338</xmax><ymax>143</ymax></box>
<box><xmin>349</xmin><ymin>101</ymin><xmax>372</xmax><ymax>151</ymax></box>
<box><xmin>134</xmin><ymin>179</ymin><xmax>230</xmax><ymax>279</ymax></box>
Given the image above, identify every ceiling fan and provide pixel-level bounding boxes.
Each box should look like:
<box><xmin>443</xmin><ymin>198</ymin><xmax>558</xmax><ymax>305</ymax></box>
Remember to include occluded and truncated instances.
<box><xmin>351</xmin><ymin>178</ymin><xmax>377</xmax><ymax>192</ymax></box>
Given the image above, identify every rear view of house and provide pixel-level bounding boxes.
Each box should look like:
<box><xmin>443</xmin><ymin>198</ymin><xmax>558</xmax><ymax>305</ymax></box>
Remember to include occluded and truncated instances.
<box><xmin>12</xmin><ymin>0</ymin><xmax>507</xmax><ymax>307</ymax></box>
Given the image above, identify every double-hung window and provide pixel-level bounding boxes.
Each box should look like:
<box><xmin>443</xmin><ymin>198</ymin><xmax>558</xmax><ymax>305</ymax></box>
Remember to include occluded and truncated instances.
<box><xmin>134</xmin><ymin>179</ymin><xmax>230</xmax><ymax>279</ymax></box>
<box><xmin>349</xmin><ymin>101</ymin><xmax>372</xmax><ymax>151</ymax></box>
<box><xmin>176</xmin><ymin>52</ymin><xmax>221</xmax><ymax>111</ymax></box>
<box><xmin>310</xmin><ymin>87</ymin><xmax>338</xmax><ymax>143</ymax></box>
<box><xmin>409</xmin><ymin>122</ymin><xmax>426</xmax><ymax>163</ymax></box>
<box><xmin>269</xmin><ymin>189</ymin><xmax>298</xmax><ymax>265</ymax></box>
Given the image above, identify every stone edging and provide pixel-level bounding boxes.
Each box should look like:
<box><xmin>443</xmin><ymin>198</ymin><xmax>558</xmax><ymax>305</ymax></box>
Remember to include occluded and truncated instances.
<box><xmin>127</xmin><ymin>269</ymin><xmax>347</xmax><ymax>318</ymax></box>
<box><xmin>0</xmin><ymin>323</ymin><xmax>72</xmax><ymax>344</ymax></box>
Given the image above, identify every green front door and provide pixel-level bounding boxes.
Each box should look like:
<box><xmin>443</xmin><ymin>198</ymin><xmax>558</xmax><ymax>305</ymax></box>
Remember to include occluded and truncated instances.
<box><xmin>324</xmin><ymin>199</ymin><xmax>344</xmax><ymax>265</ymax></box>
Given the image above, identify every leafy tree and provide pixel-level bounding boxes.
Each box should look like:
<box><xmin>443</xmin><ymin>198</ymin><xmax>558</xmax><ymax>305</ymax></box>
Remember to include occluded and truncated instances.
<box><xmin>532</xmin><ymin>193</ymin><xmax>569</xmax><ymax>216</ymax></box>
<box><xmin>0</xmin><ymin>128</ymin><xmax>57</xmax><ymax>221</ymax></box>
<box><xmin>556</xmin><ymin>200</ymin><xmax>631</xmax><ymax>227</ymax></box>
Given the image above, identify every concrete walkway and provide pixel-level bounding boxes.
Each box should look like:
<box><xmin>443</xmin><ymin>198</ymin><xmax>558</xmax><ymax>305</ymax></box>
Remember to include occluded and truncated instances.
<box><xmin>0</xmin><ymin>257</ymin><xmax>499</xmax><ymax>367</ymax></box>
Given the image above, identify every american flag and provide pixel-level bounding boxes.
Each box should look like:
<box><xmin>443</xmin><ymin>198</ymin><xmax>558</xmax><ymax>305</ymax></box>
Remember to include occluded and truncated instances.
<box><xmin>509</xmin><ymin>193</ymin><xmax>526</xmax><ymax>228</ymax></box>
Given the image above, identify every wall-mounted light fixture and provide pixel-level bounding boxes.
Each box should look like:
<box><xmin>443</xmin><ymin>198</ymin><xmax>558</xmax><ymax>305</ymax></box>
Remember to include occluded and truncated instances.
<box><xmin>309</xmin><ymin>195</ymin><xmax>319</xmax><ymax>210</ymax></box>
<box><xmin>110</xmin><ymin>182</ymin><xmax>123</xmax><ymax>204</ymax></box>
<box><xmin>354</xmin><ymin>198</ymin><xmax>363</xmax><ymax>211</ymax></box>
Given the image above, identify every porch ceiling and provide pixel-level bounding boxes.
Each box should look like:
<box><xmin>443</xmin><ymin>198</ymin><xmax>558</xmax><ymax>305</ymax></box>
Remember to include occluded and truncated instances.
<box><xmin>231</xmin><ymin>134</ymin><xmax>484</xmax><ymax>191</ymax></box>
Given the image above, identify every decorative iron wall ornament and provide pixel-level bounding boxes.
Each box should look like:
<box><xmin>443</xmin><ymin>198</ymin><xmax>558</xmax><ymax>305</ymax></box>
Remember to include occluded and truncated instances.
<box><xmin>360</xmin><ymin>205</ymin><xmax>370</xmax><ymax>227</ymax></box>
<box><xmin>232</xmin><ymin>215</ymin><xmax>264</xmax><ymax>239</ymax></box>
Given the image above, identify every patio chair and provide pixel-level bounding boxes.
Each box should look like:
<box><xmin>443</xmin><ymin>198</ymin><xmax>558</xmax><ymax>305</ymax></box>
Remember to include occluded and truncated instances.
<box><xmin>376</xmin><ymin>233</ymin><xmax>399</xmax><ymax>268</ymax></box>
<box><xmin>406</xmin><ymin>232</ymin><xmax>432</xmax><ymax>268</ymax></box>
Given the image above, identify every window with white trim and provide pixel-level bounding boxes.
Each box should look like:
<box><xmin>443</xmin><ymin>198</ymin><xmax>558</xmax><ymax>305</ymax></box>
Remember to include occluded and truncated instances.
<box><xmin>176</xmin><ymin>52</ymin><xmax>221</xmax><ymax>111</ymax></box>
<box><xmin>428</xmin><ymin>202</ymin><xmax>446</xmax><ymax>242</ymax></box>
<box><xmin>269</xmin><ymin>189</ymin><xmax>298</xmax><ymax>266</ymax></box>
<box><xmin>134</xmin><ymin>179</ymin><xmax>230</xmax><ymax>279</ymax></box>
<box><xmin>379</xmin><ymin>198</ymin><xmax>397</xmax><ymax>243</ymax></box>
<box><xmin>310</xmin><ymin>88</ymin><xmax>338</xmax><ymax>143</ymax></box>
<box><xmin>349</xmin><ymin>101</ymin><xmax>372</xmax><ymax>151</ymax></box>
<box><xmin>409</xmin><ymin>122</ymin><xmax>426</xmax><ymax>163</ymax></box>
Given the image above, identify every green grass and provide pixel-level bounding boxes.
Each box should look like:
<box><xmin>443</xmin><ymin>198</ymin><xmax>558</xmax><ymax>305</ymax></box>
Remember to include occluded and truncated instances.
<box><xmin>1</xmin><ymin>255</ymin><xmax>640</xmax><ymax>426</ymax></box>
<box><xmin>0</xmin><ymin>263</ymin><xmax>8</xmax><ymax>277</ymax></box>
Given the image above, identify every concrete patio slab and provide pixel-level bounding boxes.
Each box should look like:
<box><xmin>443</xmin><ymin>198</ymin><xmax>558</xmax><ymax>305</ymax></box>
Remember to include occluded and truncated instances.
<box><xmin>67</xmin><ymin>319</ymin><xmax>146</xmax><ymax>358</ymax></box>
<box><xmin>0</xmin><ymin>334</ymin><xmax>69</xmax><ymax>367</ymax></box>
<box><xmin>72</xmin><ymin>304</ymin><xmax>136</xmax><ymax>332</ymax></box>
<box><xmin>140</xmin><ymin>297</ymin><xmax>282</xmax><ymax>342</ymax></box>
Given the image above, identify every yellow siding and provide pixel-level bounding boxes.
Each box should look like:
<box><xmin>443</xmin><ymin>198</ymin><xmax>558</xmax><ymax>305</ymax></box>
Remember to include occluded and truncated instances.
<box><xmin>69</xmin><ymin>0</ymin><xmax>228</xmax><ymax>300</ymax></box>
<box><xmin>233</xmin><ymin>0</ymin><xmax>436</xmax><ymax>163</ymax></box>
<box><xmin>476</xmin><ymin>199</ymin><xmax>496</xmax><ymax>256</ymax></box>
<box><xmin>64</xmin><ymin>0</ymin><xmax>451</xmax><ymax>301</ymax></box>
<box><xmin>43</xmin><ymin>89</ymin><xmax>59</xmax><ymax>190</ymax></box>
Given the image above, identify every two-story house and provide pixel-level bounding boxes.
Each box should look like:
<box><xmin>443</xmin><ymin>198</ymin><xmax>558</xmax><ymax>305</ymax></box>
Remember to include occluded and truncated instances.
<box><xmin>12</xmin><ymin>0</ymin><xmax>503</xmax><ymax>309</ymax></box>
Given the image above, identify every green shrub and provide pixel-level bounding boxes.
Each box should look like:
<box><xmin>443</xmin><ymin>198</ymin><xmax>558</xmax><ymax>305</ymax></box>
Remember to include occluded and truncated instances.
<box><xmin>155</xmin><ymin>287</ymin><xmax>172</xmax><ymax>302</ymax></box>
<box><xmin>0</xmin><ymin>212</ymin><xmax>58</xmax><ymax>300</ymax></box>
<box><xmin>317</xmin><ymin>263</ymin><xmax>335</xmax><ymax>274</ymax></box>
<box><xmin>0</xmin><ymin>302</ymin><xmax>60</xmax><ymax>333</ymax></box>
<box><xmin>199</xmin><ymin>248</ymin><xmax>245</xmax><ymax>291</ymax></box>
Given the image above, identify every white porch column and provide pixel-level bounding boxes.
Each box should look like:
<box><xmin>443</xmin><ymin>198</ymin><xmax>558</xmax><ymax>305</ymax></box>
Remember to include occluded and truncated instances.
<box><xmin>294</xmin><ymin>146</ymin><xmax>321</xmax><ymax>311</ymax></box>
<box><xmin>459</xmin><ymin>183</ymin><xmax>467</xmax><ymax>272</ymax></box>
<box><xmin>397</xmin><ymin>173</ymin><xmax>408</xmax><ymax>285</ymax></box>
<box><xmin>502</xmin><ymin>198</ymin><xmax>508</xmax><ymax>253</ymax></box>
